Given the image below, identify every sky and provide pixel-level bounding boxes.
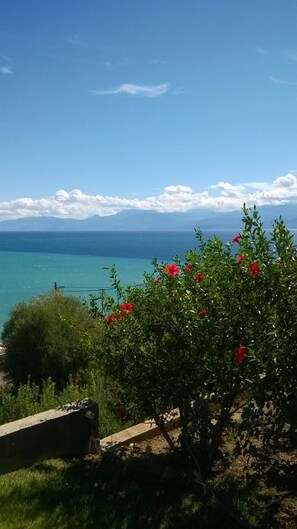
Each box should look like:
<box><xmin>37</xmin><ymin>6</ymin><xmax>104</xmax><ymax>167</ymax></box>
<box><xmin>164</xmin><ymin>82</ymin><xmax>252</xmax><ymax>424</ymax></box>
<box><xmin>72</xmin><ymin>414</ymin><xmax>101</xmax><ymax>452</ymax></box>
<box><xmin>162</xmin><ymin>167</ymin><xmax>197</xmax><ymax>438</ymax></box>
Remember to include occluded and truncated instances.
<box><xmin>0</xmin><ymin>0</ymin><xmax>297</xmax><ymax>220</ymax></box>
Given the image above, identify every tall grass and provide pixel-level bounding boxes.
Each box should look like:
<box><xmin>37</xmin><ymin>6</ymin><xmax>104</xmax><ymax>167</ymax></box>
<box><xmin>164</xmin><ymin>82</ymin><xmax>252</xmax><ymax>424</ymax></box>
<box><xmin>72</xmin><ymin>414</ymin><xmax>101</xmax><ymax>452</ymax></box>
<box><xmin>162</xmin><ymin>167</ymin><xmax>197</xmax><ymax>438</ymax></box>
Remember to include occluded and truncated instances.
<box><xmin>0</xmin><ymin>368</ymin><xmax>126</xmax><ymax>438</ymax></box>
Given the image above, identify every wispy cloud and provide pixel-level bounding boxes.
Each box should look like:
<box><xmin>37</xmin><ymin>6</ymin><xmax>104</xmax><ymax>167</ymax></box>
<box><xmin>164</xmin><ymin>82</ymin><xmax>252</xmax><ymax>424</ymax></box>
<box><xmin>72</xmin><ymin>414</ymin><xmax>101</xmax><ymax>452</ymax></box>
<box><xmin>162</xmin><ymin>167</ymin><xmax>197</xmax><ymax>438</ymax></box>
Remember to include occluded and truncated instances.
<box><xmin>99</xmin><ymin>60</ymin><xmax>112</xmax><ymax>70</ymax></box>
<box><xmin>285</xmin><ymin>50</ymin><xmax>297</xmax><ymax>62</ymax></box>
<box><xmin>172</xmin><ymin>88</ymin><xmax>186</xmax><ymax>96</ymax></box>
<box><xmin>91</xmin><ymin>83</ymin><xmax>170</xmax><ymax>98</ymax></box>
<box><xmin>241</xmin><ymin>182</ymin><xmax>269</xmax><ymax>191</ymax></box>
<box><xmin>0</xmin><ymin>174</ymin><xmax>296</xmax><ymax>221</ymax></box>
<box><xmin>0</xmin><ymin>66</ymin><xmax>13</xmax><ymax>74</ymax></box>
<box><xmin>0</xmin><ymin>53</ymin><xmax>13</xmax><ymax>64</ymax></box>
<box><xmin>269</xmin><ymin>75</ymin><xmax>297</xmax><ymax>87</ymax></box>
<box><xmin>257</xmin><ymin>46</ymin><xmax>269</xmax><ymax>58</ymax></box>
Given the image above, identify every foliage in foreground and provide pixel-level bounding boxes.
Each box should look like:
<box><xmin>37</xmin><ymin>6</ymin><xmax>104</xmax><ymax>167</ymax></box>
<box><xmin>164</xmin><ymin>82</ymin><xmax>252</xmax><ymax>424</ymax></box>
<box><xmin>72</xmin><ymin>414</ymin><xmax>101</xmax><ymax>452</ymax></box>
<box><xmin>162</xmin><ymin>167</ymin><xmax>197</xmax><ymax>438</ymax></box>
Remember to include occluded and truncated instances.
<box><xmin>1</xmin><ymin>292</ymin><xmax>102</xmax><ymax>389</ymax></box>
<box><xmin>99</xmin><ymin>206</ymin><xmax>297</xmax><ymax>475</ymax></box>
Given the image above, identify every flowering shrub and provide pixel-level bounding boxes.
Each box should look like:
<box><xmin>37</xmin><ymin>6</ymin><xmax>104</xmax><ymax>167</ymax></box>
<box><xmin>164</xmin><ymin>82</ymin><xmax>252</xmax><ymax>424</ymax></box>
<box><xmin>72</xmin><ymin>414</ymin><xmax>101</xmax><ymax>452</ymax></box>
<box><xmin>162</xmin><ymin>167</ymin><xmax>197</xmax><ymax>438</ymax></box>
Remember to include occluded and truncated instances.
<box><xmin>99</xmin><ymin>206</ymin><xmax>297</xmax><ymax>475</ymax></box>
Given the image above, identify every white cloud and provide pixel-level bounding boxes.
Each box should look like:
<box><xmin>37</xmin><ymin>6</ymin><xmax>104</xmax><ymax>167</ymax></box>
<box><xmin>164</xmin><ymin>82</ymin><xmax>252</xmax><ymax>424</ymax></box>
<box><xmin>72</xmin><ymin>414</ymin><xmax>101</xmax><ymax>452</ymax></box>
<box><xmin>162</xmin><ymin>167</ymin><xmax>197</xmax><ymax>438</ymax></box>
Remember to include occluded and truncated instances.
<box><xmin>91</xmin><ymin>83</ymin><xmax>170</xmax><ymax>98</ymax></box>
<box><xmin>0</xmin><ymin>174</ymin><xmax>296</xmax><ymax>221</ymax></box>
<box><xmin>272</xmin><ymin>174</ymin><xmax>296</xmax><ymax>188</ymax></box>
<box><xmin>163</xmin><ymin>185</ymin><xmax>192</xmax><ymax>195</ymax></box>
<box><xmin>0</xmin><ymin>66</ymin><xmax>13</xmax><ymax>74</ymax></box>
<box><xmin>269</xmin><ymin>75</ymin><xmax>297</xmax><ymax>87</ymax></box>
<box><xmin>210</xmin><ymin>182</ymin><xmax>245</xmax><ymax>198</ymax></box>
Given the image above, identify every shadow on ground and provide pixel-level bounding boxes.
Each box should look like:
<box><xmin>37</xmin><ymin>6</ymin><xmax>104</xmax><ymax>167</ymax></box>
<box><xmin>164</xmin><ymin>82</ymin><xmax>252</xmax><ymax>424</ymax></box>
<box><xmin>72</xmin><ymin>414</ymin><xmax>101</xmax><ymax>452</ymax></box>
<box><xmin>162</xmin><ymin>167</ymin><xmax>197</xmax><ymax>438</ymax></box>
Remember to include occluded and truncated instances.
<box><xmin>0</xmin><ymin>449</ymin><xmax>296</xmax><ymax>529</ymax></box>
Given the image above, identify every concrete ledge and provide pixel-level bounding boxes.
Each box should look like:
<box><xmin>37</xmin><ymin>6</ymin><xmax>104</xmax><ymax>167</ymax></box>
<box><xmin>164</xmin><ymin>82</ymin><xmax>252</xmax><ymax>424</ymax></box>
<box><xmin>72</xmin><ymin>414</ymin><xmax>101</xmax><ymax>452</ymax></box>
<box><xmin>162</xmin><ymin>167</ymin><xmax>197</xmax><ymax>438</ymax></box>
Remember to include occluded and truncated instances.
<box><xmin>0</xmin><ymin>399</ymin><xmax>98</xmax><ymax>475</ymax></box>
<box><xmin>101</xmin><ymin>408</ymin><xmax>180</xmax><ymax>451</ymax></box>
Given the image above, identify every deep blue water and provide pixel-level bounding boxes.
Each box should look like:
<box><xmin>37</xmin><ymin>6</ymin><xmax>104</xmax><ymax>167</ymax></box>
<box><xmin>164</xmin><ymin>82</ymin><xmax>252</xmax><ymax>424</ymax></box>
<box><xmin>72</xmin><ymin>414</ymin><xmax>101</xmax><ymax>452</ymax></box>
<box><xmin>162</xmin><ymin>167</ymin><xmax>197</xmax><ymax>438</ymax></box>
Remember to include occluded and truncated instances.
<box><xmin>0</xmin><ymin>230</ymin><xmax>210</xmax><ymax>260</ymax></box>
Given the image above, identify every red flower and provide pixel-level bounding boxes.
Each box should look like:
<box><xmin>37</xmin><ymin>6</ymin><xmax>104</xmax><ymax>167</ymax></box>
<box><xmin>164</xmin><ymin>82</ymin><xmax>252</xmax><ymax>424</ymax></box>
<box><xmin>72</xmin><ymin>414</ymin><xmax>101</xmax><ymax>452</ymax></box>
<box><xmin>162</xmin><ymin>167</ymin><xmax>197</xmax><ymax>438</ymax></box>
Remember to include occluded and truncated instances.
<box><xmin>164</xmin><ymin>264</ymin><xmax>180</xmax><ymax>277</ymax></box>
<box><xmin>199</xmin><ymin>307</ymin><xmax>208</xmax><ymax>318</ymax></box>
<box><xmin>232</xmin><ymin>234</ymin><xmax>241</xmax><ymax>243</ymax></box>
<box><xmin>119</xmin><ymin>302</ymin><xmax>133</xmax><ymax>314</ymax></box>
<box><xmin>185</xmin><ymin>263</ymin><xmax>193</xmax><ymax>273</ymax></box>
<box><xmin>154</xmin><ymin>276</ymin><xmax>162</xmax><ymax>284</ymax></box>
<box><xmin>237</xmin><ymin>254</ymin><xmax>244</xmax><ymax>263</ymax></box>
<box><xmin>195</xmin><ymin>273</ymin><xmax>204</xmax><ymax>283</ymax></box>
<box><xmin>235</xmin><ymin>345</ymin><xmax>246</xmax><ymax>364</ymax></box>
<box><xmin>117</xmin><ymin>313</ymin><xmax>122</xmax><ymax>320</ymax></box>
<box><xmin>249</xmin><ymin>262</ymin><xmax>260</xmax><ymax>277</ymax></box>
<box><xmin>106</xmin><ymin>313</ymin><xmax>116</xmax><ymax>324</ymax></box>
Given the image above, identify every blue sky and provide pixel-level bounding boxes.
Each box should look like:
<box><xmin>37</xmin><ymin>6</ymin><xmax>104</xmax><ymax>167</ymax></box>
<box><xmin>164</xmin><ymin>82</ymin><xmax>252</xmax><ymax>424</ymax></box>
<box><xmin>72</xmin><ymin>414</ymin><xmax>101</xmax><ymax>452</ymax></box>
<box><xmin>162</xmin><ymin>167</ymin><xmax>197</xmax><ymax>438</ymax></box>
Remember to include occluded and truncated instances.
<box><xmin>0</xmin><ymin>0</ymin><xmax>296</xmax><ymax>220</ymax></box>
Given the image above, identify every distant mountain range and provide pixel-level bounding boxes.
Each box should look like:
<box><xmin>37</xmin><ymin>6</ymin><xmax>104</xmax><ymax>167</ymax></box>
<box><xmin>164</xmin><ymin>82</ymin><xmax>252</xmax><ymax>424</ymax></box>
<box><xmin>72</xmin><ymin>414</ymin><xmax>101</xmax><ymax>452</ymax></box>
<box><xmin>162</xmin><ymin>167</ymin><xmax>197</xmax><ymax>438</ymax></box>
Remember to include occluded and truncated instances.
<box><xmin>0</xmin><ymin>205</ymin><xmax>296</xmax><ymax>231</ymax></box>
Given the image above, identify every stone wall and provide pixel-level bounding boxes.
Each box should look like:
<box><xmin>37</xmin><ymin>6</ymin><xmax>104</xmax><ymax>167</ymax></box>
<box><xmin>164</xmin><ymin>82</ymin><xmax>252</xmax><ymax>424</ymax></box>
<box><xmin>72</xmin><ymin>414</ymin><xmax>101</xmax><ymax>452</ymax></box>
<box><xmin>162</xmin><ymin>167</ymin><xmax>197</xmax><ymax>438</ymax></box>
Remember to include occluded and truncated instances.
<box><xmin>0</xmin><ymin>399</ymin><xmax>99</xmax><ymax>475</ymax></box>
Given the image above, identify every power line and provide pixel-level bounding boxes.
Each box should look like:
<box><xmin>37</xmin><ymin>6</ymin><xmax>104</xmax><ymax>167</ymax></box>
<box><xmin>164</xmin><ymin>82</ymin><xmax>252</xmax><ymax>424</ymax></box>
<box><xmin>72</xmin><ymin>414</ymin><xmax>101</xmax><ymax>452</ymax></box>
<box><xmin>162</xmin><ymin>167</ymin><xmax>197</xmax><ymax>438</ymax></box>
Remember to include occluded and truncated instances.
<box><xmin>54</xmin><ymin>282</ymin><xmax>144</xmax><ymax>294</ymax></box>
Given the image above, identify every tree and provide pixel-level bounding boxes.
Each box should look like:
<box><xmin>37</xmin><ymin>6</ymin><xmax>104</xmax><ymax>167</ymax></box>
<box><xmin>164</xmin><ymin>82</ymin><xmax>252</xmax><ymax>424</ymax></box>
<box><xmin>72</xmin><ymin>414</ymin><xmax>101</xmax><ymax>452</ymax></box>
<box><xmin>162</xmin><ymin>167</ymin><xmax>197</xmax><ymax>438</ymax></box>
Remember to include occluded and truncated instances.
<box><xmin>99</xmin><ymin>207</ymin><xmax>297</xmax><ymax>476</ymax></box>
<box><xmin>2</xmin><ymin>292</ymin><xmax>101</xmax><ymax>389</ymax></box>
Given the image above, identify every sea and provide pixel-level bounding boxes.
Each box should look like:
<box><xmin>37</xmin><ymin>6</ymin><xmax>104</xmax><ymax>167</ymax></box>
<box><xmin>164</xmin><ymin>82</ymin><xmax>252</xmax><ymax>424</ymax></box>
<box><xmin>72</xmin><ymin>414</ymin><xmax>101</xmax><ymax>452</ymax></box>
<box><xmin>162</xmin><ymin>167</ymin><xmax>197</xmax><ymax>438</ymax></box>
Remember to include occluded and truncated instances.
<box><xmin>0</xmin><ymin>229</ymin><xmax>295</xmax><ymax>333</ymax></box>
<box><xmin>0</xmin><ymin>230</ymin><xmax>214</xmax><ymax>332</ymax></box>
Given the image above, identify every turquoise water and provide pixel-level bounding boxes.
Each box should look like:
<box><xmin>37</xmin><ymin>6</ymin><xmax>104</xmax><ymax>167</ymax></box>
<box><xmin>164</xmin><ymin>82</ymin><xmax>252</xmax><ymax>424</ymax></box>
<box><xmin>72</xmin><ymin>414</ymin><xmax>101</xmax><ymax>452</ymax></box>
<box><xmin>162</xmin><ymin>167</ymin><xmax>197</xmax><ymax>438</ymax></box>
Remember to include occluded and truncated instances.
<box><xmin>0</xmin><ymin>250</ymin><xmax>154</xmax><ymax>332</ymax></box>
<box><xmin>0</xmin><ymin>230</ymin><xmax>202</xmax><ymax>332</ymax></box>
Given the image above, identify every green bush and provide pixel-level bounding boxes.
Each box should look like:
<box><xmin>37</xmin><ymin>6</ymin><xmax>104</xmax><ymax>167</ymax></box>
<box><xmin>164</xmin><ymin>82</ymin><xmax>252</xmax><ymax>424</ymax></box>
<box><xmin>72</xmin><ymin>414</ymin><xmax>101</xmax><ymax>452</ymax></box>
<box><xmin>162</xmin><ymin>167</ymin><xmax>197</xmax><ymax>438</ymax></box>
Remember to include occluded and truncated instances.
<box><xmin>0</xmin><ymin>369</ymin><xmax>126</xmax><ymax>438</ymax></box>
<box><xmin>99</xmin><ymin>206</ymin><xmax>297</xmax><ymax>475</ymax></box>
<box><xmin>1</xmin><ymin>292</ymin><xmax>102</xmax><ymax>389</ymax></box>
